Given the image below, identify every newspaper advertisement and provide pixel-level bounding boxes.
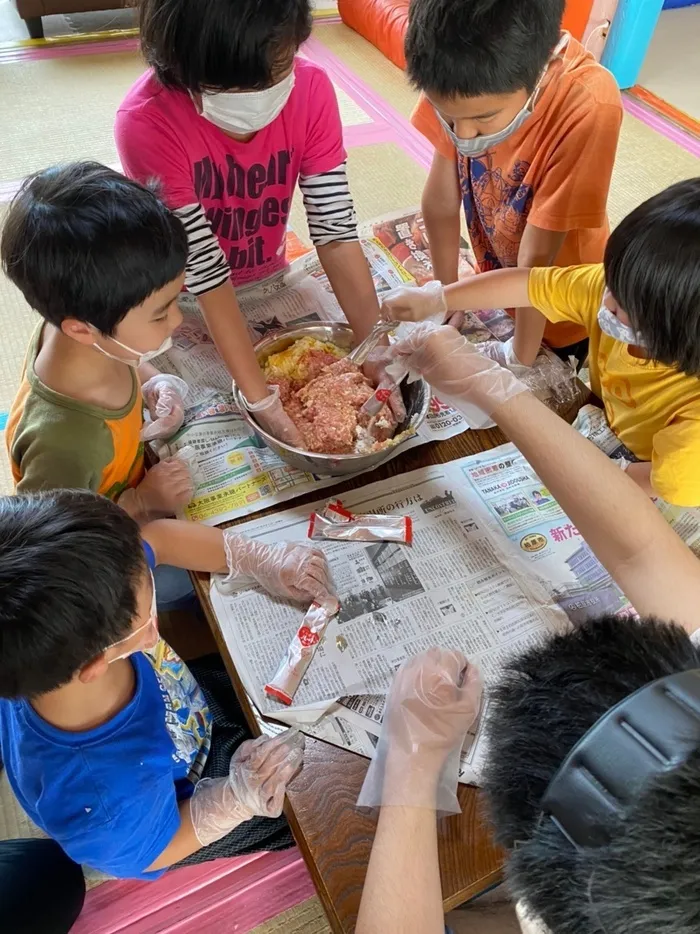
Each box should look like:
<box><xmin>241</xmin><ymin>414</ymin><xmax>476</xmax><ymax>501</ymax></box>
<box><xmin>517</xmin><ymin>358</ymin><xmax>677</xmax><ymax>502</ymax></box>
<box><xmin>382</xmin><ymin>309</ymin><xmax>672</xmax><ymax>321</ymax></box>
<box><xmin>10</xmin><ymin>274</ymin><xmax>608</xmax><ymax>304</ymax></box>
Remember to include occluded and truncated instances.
<box><xmin>211</xmin><ymin>449</ymin><xmax>577</xmax><ymax>783</ymax></box>
<box><xmin>359</xmin><ymin>207</ymin><xmax>476</xmax><ymax>286</ymax></box>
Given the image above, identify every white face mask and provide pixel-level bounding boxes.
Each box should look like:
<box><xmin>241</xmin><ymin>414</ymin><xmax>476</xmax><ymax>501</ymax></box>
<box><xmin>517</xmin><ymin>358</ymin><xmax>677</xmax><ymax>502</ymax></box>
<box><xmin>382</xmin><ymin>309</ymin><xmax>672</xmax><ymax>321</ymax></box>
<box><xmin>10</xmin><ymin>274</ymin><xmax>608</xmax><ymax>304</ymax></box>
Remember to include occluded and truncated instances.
<box><xmin>597</xmin><ymin>301</ymin><xmax>646</xmax><ymax>347</ymax></box>
<box><xmin>437</xmin><ymin>34</ymin><xmax>568</xmax><ymax>159</ymax></box>
<box><xmin>93</xmin><ymin>331</ymin><xmax>173</xmax><ymax>368</ymax></box>
<box><xmin>201</xmin><ymin>70</ymin><xmax>296</xmax><ymax>135</ymax></box>
<box><xmin>107</xmin><ymin>572</ymin><xmax>159</xmax><ymax>662</ymax></box>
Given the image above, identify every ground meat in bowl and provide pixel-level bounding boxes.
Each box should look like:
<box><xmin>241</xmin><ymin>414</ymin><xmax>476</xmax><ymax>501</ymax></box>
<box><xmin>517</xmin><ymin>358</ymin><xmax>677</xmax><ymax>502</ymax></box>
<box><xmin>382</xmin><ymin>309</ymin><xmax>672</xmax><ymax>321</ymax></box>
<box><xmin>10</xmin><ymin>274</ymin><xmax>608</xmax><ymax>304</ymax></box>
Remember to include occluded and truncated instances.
<box><xmin>275</xmin><ymin>357</ymin><xmax>398</xmax><ymax>454</ymax></box>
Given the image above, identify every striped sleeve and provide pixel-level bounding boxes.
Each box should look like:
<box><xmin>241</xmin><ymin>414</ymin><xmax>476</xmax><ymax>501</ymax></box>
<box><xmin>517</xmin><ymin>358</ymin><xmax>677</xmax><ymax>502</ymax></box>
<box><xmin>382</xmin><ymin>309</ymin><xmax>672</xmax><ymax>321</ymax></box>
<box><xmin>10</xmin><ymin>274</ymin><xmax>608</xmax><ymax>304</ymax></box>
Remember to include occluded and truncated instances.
<box><xmin>298</xmin><ymin>162</ymin><xmax>358</xmax><ymax>247</ymax></box>
<box><xmin>174</xmin><ymin>204</ymin><xmax>231</xmax><ymax>296</ymax></box>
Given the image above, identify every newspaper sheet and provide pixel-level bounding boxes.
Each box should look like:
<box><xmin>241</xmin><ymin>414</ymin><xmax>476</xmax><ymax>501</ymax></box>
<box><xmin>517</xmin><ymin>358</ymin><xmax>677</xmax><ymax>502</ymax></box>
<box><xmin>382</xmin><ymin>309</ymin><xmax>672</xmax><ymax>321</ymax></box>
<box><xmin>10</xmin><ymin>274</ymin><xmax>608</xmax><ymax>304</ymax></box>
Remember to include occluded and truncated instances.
<box><xmin>211</xmin><ymin>446</ymin><xmax>587</xmax><ymax>783</ymax></box>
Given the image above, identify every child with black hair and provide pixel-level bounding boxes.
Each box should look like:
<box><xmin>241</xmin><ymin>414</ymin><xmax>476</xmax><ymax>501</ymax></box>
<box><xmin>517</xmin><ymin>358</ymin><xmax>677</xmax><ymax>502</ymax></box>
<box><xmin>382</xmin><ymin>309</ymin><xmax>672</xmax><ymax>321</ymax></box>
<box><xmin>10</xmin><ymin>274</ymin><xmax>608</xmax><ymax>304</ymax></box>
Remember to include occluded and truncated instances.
<box><xmin>115</xmin><ymin>0</ymin><xmax>390</xmax><ymax>446</ymax></box>
<box><xmin>383</xmin><ymin>179</ymin><xmax>700</xmax><ymax>507</ymax></box>
<box><xmin>2</xmin><ymin>162</ymin><xmax>193</xmax><ymax>524</ymax></box>
<box><xmin>0</xmin><ymin>489</ymin><xmax>333</xmax><ymax>878</ymax></box>
<box><xmin>406</xmin><ymin>0</ymin><xmax>622</xmax><ymax>368</ymax></box>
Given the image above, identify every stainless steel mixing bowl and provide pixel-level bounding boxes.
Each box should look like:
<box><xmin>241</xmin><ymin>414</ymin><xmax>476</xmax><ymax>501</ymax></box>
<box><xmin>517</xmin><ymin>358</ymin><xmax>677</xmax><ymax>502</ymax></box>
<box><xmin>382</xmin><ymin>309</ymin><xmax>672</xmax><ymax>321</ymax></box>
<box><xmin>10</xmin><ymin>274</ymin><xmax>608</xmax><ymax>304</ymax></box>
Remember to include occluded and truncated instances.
<box><xmin>232</xmin><ymin>323</ymin><xmax>430</xmax><ymax>477</ymax></box>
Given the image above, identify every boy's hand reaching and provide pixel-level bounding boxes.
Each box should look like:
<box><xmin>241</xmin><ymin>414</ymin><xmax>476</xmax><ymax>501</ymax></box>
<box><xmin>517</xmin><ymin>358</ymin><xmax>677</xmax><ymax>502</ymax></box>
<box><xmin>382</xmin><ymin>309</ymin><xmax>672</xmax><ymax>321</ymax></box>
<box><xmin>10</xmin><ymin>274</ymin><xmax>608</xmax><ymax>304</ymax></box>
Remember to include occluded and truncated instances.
<box><xmin>141</xmin><ymin>374</ymin><xmax>188</xmax><ymax>442</ymax></box>
<box><xmin>380</xmin><ymin>281</ymin><xmax>448</xmax><ymax>324</ymax></box>
<box><xmin>190</xmin><ymin>730</ymin><xmax>305</xmax><ymax>846</ymax></box>
<box><xmin>357</xmin><ymin>649</ymin><xmax>482</xmax><ymax>813</ymax></box>
<box><xmin>119</xmin><ymin>458</ymin><xmax>194</xmax><ymax>523</ymax></box>
<box><xmin>221</xmin><ymin>532</ymin><xmax>335</xmax><ymax>605</ymax></box>
<box><xmin>243</xmin><ymin>385</ymin><xmax>304</xmax><ymax>448</ymax></box>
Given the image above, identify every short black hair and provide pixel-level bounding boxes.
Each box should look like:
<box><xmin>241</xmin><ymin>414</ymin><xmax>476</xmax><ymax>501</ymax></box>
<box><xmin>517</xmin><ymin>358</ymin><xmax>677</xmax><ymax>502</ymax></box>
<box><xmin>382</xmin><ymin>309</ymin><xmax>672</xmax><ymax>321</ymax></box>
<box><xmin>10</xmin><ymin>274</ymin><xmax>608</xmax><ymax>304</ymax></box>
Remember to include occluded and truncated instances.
<box><xmin>482</xmin><ymin>615</ymin><xmax>700</xmax><ymax>933</ymax></box>
<box><xmin>0</xmin><ymin>490</ymin><xmax>147</xmax><ymax>698</ymax></box>
<box><xmin>406</xmin><ymin>0</ymin><xmax>565</xmax><ymax>98</ymax></box>
<box><xmin>604</xmin><ymin>178</ymin><xmax>700</xmax><ymax>377</ymax></box>
<box><xmin>1</xmin><ymin>162</ymin><xmax>187</xmax><ymax>336</ymax></box>
<box><xmin>140</xmin><ymin>0</ymin><xmax>312</xmax><ymax>93</ymax></box>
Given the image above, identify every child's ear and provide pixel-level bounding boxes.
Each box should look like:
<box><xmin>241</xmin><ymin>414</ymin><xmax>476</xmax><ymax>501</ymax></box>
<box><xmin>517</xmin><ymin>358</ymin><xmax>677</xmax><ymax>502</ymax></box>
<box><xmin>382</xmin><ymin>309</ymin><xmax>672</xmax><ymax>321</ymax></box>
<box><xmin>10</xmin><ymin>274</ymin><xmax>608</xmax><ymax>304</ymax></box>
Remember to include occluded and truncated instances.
<box><xmin>61</xmin><ymin>317</ymin><xmax>97</xmax><ymax>347</ymax></box>
<box><xmin>79</xmin><ymin>653</ymin><xmax>110</xmax><ymax>683</ymax></box>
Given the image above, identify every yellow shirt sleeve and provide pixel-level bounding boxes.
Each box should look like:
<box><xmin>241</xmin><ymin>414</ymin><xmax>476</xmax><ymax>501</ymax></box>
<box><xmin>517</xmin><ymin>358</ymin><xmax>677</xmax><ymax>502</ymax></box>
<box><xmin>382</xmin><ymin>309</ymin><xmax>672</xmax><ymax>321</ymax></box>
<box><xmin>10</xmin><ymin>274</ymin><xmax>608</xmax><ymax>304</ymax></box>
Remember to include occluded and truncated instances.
<box><xmin>651</xmin><ymin>416</ymin><xmax>700</xmax><ymax>507</ymax></box>
<box><xmin>527</xmin><ymin>264</ymin><xmax>606</xmax><ymax>330</ymax></box>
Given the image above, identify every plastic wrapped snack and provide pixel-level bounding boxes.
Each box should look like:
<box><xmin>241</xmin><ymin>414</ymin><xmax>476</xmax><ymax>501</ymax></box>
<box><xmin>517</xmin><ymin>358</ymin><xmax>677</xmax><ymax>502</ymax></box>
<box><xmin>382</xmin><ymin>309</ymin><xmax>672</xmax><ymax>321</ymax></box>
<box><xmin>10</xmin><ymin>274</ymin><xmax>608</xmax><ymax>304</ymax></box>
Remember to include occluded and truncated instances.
<box><xmin>264</xmin><ymin>600</ymin><xmax>340</xmax><ymax>706</ymax></box>
<box><xmin>308</xmin><ymin>510</ymin><xmax>413</xmax><ymax>544</ymax></box>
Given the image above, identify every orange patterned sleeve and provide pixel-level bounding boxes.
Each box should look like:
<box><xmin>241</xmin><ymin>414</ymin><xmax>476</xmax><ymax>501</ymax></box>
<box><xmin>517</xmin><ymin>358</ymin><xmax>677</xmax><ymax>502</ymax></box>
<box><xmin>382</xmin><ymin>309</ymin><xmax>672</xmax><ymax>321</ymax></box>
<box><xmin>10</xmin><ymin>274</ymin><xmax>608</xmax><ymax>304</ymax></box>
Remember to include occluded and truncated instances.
<box><xmin>410</xmin><ymin>94</ymin><xmax>456</xmax><ymax>162</ymax></box>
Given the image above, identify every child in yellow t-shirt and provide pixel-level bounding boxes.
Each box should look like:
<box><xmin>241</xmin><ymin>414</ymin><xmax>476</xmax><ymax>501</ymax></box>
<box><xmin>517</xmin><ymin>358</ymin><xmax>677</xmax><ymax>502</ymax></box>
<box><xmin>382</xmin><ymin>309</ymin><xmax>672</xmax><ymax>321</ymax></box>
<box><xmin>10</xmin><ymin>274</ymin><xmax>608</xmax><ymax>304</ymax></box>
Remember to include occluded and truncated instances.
<box><xmin>381</xmin><ymin>179</ymin><xmax>700</xmax><ymax>507</ymax></box>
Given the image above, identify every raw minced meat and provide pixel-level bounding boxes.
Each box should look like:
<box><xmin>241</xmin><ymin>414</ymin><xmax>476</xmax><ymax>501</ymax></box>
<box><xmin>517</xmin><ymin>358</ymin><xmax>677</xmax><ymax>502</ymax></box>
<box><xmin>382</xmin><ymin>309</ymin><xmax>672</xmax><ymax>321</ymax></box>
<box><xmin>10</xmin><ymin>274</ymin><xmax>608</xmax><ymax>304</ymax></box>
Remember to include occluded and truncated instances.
<box><xmin>269</xmin><ymin>354</ymin><xmax>398</xmax><ymax>454</ymax></box>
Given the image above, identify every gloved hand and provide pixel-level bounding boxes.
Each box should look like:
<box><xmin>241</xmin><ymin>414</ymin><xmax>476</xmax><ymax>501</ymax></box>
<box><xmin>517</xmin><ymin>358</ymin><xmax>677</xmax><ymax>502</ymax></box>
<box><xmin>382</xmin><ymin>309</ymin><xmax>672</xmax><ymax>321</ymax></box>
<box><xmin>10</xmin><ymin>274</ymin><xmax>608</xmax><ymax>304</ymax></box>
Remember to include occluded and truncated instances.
<box><xmin>362</xmin><ymin>346</ymin><xmax>407</xmax><ymax>422</ymax></box>
<box><xmin>385</xmin><ymin>323</ymin><xmax>527</xmax><ymax>428</ymax></box>
<box><xmin>477</xmin><ymin>338</ymin><xmax>531</xmax><ymax>378</ymax></box>
<box><xmin>380</xmin><ymin>281</ymin><xmax>448</xmax><ymax>324</ymax></box>
<box><xmin>221</xmin><ymin>532</ymin><xmax>335</xmax><ymax>604</ymax></box>
<box><xmin>190</xmin><ymin>730</ymin><xmax>305</xmax><ymax>846</ymax></box>
<box><xmin>118</xmin><ymin>457</ymin><xmax>194</xmax><ymax>523</ymax></box>
<box><xmin>357</xmin><ymin>649</ymin><xmax>482</xmax><ymax>813</ymax></box>
<box><xmin>141</xmin><ymin>374</ymin><xmax>188</xmax><ymax>442</ymax></box>
<box><xmin>243</xmin><ymin>385</ymin><xmax>304</xmax><ymax>448</ymax></box>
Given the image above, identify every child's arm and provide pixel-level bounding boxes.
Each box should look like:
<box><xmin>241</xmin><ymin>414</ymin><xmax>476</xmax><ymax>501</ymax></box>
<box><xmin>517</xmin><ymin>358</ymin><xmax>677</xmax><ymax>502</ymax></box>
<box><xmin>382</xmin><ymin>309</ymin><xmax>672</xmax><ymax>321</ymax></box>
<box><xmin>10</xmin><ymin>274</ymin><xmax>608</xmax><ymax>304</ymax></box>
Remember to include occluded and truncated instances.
<box><xmin>421</xmin><ymin>151</ymin><xmax>462</xmax><ymax>287</ymax></box>
<box><xmin>142</xmin><ymin>520</ymin><xmax>335</xmax><ymax>604</ymax></box>
<box><xmin>624</xmin><ymin>461</ymin><xmax>655</xmax><ymax>498</ymax></box>
<box><xmin>512</xmin><ymin>225</ymin><xmax>567</xmax><ymax>366</ymax></box>
<box><xmin>382</xmin><ymin>267</ymin><xmax>531</xmax><ymax>322</ymax></box>
<box><xmin>316</xmin><ymin>240</ymin><xmax>380</xmax><ymax>342</ymax></box>
<box><xmin>147</xmin><ymin>732</ymin><xmax>304</xmax><ymax>871</ymax></box>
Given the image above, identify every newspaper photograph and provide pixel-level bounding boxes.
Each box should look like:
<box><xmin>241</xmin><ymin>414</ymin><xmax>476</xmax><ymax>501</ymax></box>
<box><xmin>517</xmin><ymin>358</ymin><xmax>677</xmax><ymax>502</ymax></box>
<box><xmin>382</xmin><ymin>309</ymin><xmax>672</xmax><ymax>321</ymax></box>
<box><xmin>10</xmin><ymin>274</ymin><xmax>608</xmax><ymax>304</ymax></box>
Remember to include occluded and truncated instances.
<box><xmin>210</xmin><ymin>451</ymin><xmax>579</xmax><ymax>782</ymax></box>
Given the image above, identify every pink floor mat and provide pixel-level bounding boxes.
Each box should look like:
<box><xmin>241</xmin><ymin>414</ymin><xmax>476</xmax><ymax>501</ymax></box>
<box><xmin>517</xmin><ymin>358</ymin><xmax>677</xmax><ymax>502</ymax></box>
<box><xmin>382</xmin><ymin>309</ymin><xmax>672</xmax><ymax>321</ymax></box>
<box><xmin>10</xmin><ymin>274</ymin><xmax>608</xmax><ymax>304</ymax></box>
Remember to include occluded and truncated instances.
<box><xmin>71</xmin><ymin>849</ymin><xmax>317</xmax><ymax>934</ymax></box>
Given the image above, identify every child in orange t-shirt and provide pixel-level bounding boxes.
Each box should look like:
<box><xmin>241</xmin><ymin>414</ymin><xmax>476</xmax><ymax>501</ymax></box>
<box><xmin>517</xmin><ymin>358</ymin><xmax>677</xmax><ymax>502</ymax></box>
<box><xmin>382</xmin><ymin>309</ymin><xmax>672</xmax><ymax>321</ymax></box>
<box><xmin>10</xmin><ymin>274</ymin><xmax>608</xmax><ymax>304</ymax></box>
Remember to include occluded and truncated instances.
<box><xmin>406</xmin><ymin>0</ymin><xmax>622</xmax><ymax>367</ymax></box>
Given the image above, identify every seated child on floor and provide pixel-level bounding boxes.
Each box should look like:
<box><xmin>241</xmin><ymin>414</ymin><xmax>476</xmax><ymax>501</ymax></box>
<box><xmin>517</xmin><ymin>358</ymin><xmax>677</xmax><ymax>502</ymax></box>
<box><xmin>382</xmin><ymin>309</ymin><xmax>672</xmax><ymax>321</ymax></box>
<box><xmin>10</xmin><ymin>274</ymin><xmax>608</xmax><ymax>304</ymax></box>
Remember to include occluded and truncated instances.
<box><xmin>0</xmin><ymin>489</ymin><xmax>333</xmax><ymax>878</ymax></box>
<box><xmin>406</xmin><ymin>0</ymin><xmax>622</xmax><ymax>367</ymax></box>
<box><xmin>1</xmin><ymin>162</ymin><xmax>193</xmax><ymax>524</ymax></box>
<box><xmin>382</xmin><ymin>179</ymin><xmax>700</xmax><ymax>507</ymax></box>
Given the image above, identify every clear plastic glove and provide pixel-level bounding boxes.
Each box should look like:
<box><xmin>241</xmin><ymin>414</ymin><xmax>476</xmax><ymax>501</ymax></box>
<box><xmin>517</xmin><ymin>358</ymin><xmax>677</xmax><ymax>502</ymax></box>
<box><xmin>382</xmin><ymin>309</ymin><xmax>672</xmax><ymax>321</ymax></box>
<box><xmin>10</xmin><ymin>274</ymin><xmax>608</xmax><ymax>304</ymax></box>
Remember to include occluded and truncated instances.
<box><xmin>358</xmin><ymin>649</ymin><xmax>482</xmax><ymax>813</ymax></box>
<box><xmin>380</xmin><ymin>281</ymin><xmax>448</xmax><ymax>324</ymax></box>
<box><xmin>242</xmin><ymin>385</ymin><xmax>304</xmax><ymax>448</ymax></box>
<box><xmin>385</xmin><ymin>322</ymin><xmax>527</xmax><ymax>429</ymax></box>
<box><xmin>477</xmin><ymin>338</ymin><xmax>531</xmax><ymax>377</ymax></box>
<box><xmin>118</xmin><ymin>457</ymin><xmax>194</xmax><ymax>523</ymax></box>
<box><xmin>220</xmin><ymin>532</ymin><xmax>335</xmax><ymax>604</ymax></box>
<box><xmin>362</xmin><ymin>346</ymin><xmax>407</xmax><ymax>422</ymax></box>
<box><xmin>141</xmin><ymin>374</ymin><xmax>188</xmax><ymax>442</ymax></box>
<box><xmin>190</xmin><ymin>730</ymin><xmax>305</xmax><ymax>846</ymax></box>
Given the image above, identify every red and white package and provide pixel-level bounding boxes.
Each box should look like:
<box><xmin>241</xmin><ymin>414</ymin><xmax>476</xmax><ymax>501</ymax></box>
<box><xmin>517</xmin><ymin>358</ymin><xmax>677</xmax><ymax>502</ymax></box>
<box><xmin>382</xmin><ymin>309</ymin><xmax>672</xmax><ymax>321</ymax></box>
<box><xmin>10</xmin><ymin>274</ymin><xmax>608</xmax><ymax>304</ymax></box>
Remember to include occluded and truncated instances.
<box><xmin>321</xmin><ymin>500</ymin><xmax>354</xmax><ymax>522</ymax></box>
<box><xmin>308</xmin><ymin>510</ymin><xmax>412</xmax><ymax>544</ymax></box>
<box><xmin>264</xmin><ymin>600</ymin><xmax>339</xmax><ymax>706</ymax></box>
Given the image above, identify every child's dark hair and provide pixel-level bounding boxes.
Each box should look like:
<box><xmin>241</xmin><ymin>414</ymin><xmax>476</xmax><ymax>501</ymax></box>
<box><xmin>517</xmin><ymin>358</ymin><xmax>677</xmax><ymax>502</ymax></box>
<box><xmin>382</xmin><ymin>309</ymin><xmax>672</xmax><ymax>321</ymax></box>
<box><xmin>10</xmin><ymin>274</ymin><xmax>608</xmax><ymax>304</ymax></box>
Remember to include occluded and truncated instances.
<box><xmin>604</xmin><ymin>177</ymin><xmax>700</xmax><ymax>377</ymax></box>
<box><xmin>0</xmin><ymin>490</ymin><xmax>147</xmax><ymax>698</ymax></box>
<box><xmin>140</xmin><ymin>0</ymin><xmax>312</xmax><ymax>93</ymax></box>
<box><xmin>1</xmin><ymin>162</ymin><xmax>187</xmax><ymax>336</ymax></box>
<box><xmin>483</xmin><ymin>614</ymin><xmax>700</xmax><ymax>933</ymax></box>
<box><xmin>405</xmin><ymin>0</ymin><xmax>565</xmax><ymax>98</ymax></box>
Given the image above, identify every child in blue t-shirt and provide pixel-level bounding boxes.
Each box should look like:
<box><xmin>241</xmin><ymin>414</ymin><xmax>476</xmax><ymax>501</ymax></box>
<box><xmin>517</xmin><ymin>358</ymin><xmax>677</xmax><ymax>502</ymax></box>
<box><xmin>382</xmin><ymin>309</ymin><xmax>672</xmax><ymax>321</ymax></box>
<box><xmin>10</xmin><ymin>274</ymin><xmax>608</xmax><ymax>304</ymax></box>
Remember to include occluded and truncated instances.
<box><xmin>0</xmin><ymin>489</ymin><xmax>333</xmax><ymax>879</ymax></box>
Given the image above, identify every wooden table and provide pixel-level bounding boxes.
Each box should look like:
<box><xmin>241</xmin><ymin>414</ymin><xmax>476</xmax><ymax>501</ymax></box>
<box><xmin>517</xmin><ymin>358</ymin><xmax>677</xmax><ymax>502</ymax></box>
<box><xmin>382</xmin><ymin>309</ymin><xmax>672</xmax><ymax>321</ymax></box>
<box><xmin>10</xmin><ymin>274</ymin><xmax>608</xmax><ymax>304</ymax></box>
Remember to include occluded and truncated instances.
<box><xmin>194</xmin><ymin>394</ymin><xmax>586</xmax><ymax>932</ymax></box>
